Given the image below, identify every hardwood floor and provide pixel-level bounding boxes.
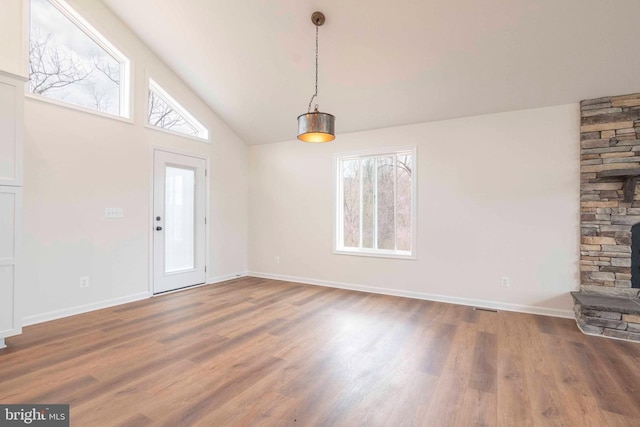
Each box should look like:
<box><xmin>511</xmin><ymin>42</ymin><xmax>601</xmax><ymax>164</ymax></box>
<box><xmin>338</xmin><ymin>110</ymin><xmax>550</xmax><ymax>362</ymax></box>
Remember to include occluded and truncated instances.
<box><xmin>1</xmin><ymin>277</ymin><xmax>640</xmax><ymax>426</ymax></box>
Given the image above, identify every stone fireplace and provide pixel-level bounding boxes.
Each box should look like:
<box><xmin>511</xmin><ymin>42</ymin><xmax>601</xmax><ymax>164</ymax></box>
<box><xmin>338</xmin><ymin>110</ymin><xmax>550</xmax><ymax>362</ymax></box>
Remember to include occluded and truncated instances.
<box><xmin>573</xmin><ymin>92</ymin><xmax>640</xmax><ymax>341</ymax></box>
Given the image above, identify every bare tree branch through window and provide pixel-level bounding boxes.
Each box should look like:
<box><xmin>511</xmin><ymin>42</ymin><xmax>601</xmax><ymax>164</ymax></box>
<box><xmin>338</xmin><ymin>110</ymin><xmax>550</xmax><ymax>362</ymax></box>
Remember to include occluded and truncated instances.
<box><xmin>29</xmin><ymin>0</ymin><xmax>124</xmax><ymax>116</ymax></box>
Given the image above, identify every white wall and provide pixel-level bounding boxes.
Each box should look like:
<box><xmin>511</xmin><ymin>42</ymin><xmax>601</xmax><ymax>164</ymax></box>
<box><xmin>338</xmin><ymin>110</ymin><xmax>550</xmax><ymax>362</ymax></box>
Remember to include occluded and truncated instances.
<box><xmin>2</xmin><ymin>0</ymin><xmax>248</xmax><ymax>323</ymax></box>
<box><xmin>249</xmin><ymin>104</ymin><xmax>580</xmax><ymax>317</ymax></box>
<box><xmin>1</xmin><ymin>0</ymin><xmax>579</xmax><ymax>322</ymax></box>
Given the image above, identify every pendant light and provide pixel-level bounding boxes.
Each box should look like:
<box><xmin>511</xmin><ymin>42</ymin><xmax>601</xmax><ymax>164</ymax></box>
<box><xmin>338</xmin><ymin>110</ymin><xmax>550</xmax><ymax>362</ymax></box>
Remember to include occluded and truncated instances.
<box><xmin>297</xmin><ymin>11</ymin><xmax>335</xmax><ymax>143</ymax></box>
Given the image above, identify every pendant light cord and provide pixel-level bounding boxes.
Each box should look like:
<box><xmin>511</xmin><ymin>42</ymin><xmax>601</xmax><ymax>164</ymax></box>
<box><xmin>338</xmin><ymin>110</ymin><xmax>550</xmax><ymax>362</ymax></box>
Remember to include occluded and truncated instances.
<box><xmin>307</xmin><ymin>23</ymin><xmax>319</xmax><ymax>113</ymax></box>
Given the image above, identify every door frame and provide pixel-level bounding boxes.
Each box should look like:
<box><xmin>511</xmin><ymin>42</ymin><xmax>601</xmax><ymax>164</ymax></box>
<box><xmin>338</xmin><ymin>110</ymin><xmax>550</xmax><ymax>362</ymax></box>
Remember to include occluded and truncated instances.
<box><xmin>149</xmin><ymin>146</ymin><xmax>210</xmax><ymax>296</ymax></box>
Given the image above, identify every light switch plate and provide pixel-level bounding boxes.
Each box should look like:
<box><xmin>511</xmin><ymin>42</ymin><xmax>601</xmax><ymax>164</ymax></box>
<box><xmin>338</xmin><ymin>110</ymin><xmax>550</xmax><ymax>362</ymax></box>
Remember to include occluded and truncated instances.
<box><xmin>105</xmin><ymin>208</ymin><xmax>124</xmax><ymax>218</ymax></box>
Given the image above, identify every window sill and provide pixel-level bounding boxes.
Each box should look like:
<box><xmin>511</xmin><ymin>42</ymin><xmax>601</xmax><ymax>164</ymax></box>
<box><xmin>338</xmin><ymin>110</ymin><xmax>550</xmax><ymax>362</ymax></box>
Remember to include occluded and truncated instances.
<box><xmin>334</xmin><ymin>248</ymin><xmax>416</xmax><ymax>260</ymax></box>
<box><xmin>144</xmin><ymin>124</ymin><xmax>210</xmax><ymax>143</ymax></box>
<box><xmin>25</xmin><ymin>93</ymin><xmax>133</xmax><ymax>124</ymax></box>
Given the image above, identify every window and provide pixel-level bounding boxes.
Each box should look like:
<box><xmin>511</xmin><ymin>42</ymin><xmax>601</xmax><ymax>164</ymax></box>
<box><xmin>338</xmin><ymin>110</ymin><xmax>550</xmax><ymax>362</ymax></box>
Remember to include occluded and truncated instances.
<box><xmin>147</xmin><ymin>79</ymin><xmax>209</xmax><ymax>140</ymax></box>
<box><xmin>335</xmin><ymin>147</ymin><xmax>416</xmax><ymax>258</ymax></box>
<box><xmin>29</xmin><ymin>0</ymin><xmax>130</xmax><ymax>117</ymax></box>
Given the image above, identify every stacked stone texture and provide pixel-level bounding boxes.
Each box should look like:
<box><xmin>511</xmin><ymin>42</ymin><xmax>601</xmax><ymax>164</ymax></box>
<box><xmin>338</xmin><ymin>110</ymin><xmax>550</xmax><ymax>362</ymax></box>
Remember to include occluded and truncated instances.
<box><xmin>574</xmin><ymin>304</ymin><xmax>640</xmax><ymax>341</ymax></box>
<box><xmin>580</xmin><ymin>93</ymin><xmax>640</xmax><ymax>295</ymax></box>
<box><xmin>577</xmin><ymin>92</ymin><xmax>640</xmax><ymax>342</ymax></box>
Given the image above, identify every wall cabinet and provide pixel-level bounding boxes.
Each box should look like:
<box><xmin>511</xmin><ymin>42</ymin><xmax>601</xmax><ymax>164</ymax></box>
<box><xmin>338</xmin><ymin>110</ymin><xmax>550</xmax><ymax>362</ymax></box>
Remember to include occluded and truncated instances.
<box><xmin>0</xmin><ymin>71</ymin><xmax>25</xmax><ymax>348</ymax></box>
<box><xmin>0</xmin><ymin>186</ymin><xmax>21</xmax><ymax>344</ymax></box>
<box><xmin>0</xmin><ymin>72</ymin><xmax>23</xmax><ymax>187</ymax></box>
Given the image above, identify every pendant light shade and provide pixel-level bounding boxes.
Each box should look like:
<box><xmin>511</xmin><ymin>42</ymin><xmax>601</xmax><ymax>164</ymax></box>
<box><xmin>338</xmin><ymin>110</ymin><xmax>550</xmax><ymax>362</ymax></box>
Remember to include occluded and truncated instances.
<box><xmin>297</xmin><ymin>11</ymin><xmax>335</xmax><ymax>143</ymax></box>
<box><xmin>297</xmin><ymin>108</ymin><xmax>335</xmax><ymax>143</ymax></box>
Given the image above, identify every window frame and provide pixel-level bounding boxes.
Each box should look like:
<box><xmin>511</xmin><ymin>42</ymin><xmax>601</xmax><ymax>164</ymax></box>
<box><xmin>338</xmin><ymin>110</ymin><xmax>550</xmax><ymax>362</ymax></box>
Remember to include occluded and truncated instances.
<box><xmin>146</xmin><ymin>78</ymin><xmax>209</xmax><ymax>142</ymax></box>
<box><xmin>333</xmin><ymin>146</ymin><xmax>417</xmax><ymax>260</ymax></box>
<box><xmin>28</xmin><ymin>0</ymin><xmax>132</xmax><ymax>119</ymax></box>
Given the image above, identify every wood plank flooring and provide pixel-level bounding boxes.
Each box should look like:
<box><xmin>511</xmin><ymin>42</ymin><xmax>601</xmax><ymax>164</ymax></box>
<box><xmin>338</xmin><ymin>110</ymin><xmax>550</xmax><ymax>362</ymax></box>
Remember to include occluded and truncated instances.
<box><xmin>1</xmin><ymin>277</ymin><xmax>640</xmax><ymax>426</ymax></box>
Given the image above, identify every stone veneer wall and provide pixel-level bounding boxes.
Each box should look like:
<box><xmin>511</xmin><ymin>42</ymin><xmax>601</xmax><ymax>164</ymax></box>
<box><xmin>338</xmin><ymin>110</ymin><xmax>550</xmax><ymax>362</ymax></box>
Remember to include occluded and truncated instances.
<box><xmin>572</xmin><ymin>292</ymin><xmax>640</xmax><ymax>340</ymax></box>
<box><xmin>580</xmin><ymin>92</ymin><xmax>640</xmax><ymax>298</ymax></box>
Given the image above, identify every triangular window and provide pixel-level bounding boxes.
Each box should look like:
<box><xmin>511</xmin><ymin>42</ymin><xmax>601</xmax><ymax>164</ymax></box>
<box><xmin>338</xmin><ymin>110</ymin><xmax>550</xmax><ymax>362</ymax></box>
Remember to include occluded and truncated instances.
<box><xmin>147</xmin><ymin>79</ymin><xmax>209</xmax><ymax>140</ymax></box>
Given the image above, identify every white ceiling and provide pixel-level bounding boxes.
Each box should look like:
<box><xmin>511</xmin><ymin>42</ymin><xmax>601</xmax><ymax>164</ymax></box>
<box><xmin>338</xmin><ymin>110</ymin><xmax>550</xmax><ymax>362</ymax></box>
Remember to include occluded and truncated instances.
<box><xmin>102</xmin><ymin>0</ymin><xmax>640</xmax><ymax>145</ymax></box>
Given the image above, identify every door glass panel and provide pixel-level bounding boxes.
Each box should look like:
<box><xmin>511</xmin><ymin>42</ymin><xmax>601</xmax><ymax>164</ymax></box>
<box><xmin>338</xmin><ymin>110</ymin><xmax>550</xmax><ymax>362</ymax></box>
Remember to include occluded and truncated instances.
<box><xmin>165</xmin><ymin>166</ymin><xmax>195</xmax><ymax>273</ymax></box>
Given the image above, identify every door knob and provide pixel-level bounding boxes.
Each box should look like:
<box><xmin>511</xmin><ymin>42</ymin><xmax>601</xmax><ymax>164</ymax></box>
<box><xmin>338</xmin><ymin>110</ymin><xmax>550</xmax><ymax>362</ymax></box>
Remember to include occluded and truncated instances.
<box><xmin>156</xmin><ymin>226</ymin><xmax>163</xmax><ymax>231</ymax></box>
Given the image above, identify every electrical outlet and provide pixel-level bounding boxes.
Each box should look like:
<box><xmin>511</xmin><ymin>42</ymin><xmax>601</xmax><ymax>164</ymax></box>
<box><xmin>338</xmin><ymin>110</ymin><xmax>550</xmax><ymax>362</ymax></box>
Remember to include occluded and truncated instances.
<box><xmin>501</xmin><ymin>276</ymin><xmax>510</xmax><ymax>288</ymax></box>
<box><xmin>105</xmin><ymin>208</ymin><xmax>124</xmax><ymax>218</ymax></box>
<box><xmin>80</xmin><ymin>276</ymin><xmax>90</xmax><ymax>288</ymax></box>
<box><xmin>274</xmin><ymin>256</ymin><xmax>280</xmax><ymax>264</ymax></box>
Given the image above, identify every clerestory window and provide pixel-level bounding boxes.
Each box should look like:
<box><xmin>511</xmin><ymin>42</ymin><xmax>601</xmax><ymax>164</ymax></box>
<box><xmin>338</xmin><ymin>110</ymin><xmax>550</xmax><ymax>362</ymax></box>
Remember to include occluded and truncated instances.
<box><xmin>29</xmin><ymin>0</ymin><xmax>131</xmax><ymax>118</ymax></box>
<box><xmin>147</xmin><ymin>79</ymin><xmax>209</xmax><ymax>141</ymax></box>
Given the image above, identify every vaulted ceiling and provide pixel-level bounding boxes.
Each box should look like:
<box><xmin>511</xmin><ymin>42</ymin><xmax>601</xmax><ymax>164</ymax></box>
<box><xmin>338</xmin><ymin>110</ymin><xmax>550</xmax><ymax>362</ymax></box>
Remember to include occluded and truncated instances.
<box><xmin>102</xmin><ymin>0</ymin><xmax>640</xmax><ymax>145</ymax></box>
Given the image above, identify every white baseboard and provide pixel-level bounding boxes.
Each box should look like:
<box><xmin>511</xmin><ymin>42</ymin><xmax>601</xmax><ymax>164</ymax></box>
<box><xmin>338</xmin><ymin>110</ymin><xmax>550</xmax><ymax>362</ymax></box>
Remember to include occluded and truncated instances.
<box><xmin>207</xmin><ymin>271</ymin><xmax>248</xmax><ymax>285</ymax></box>
<box><xmin>248</xmin><ymin>271</ymin><xmax>574</xmax><ymax>319</ymax></box>
<box><xmin>22</xmin><ymin>292</ymin><xmax>151</xmax><ymax>327</ymax></box>
<box><xmin>0</xmin><ymin>338</ymin><xmax>5</xmax><ymax>349</ymax></box>
<box><xmin>19</xmin><ymin>270</ymin><xmax>572</xmax><ymax>329</ymax></box>
<box><xmin>22</xmin><ymin>272</ymin><xmax>250</xmax><ymax>326</ymax></box>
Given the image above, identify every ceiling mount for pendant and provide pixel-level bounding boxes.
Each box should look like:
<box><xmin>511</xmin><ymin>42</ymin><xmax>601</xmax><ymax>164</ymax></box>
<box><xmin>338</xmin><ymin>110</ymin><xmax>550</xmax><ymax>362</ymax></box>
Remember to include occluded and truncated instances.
<box><xmin>297</xmin><ymin>11</ymin><xmax>335</xmax><ymax>143</ymax></box>
<box><xmin>311</xmin><ymin>11</ymin><xmax>325</xmax><ymax>26</ymax></box>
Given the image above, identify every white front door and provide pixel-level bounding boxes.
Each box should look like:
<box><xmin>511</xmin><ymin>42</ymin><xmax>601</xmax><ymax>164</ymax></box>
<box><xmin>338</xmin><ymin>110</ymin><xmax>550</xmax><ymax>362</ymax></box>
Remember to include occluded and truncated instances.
<box><xmin>153</xmin><ymin>149</ymin><xmax>206</xmax><ymax>294</ymax></box>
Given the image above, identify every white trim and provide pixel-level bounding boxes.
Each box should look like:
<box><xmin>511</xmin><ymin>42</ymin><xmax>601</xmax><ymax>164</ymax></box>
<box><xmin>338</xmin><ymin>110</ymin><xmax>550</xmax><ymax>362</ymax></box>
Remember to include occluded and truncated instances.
<box><xmin>0</xmin><ymin>70</ymin><xmax>28</xmax><ymax>81</ymax></box>
<box><xmin>0</xmin><ymin>73</ymin><xmax>25</xmax><ymax>187</ymax></box>
<box><xmin>150</xmin><ymin>147</ymin><xmax>209</xmax><ymax>295</ymax></box>
<box><xmin>47</xmin><ymin>0</ymin><xmax>128</xmax><ymax>64</ymax></box>
<box><xmin>20</xmin><ymin>0</ymin><xmax>30</xmax><ymax>78</ymax></box>
<box><xmin>144</xmin><ymin>123</ymin><xmax>210</xmax><ymax>144</ymax></box>
<box><xmin>334</xmin><ymin>248</ymin><xmax>416</xmax><ymax>260</ymax></box>
<box><xmin>333</xmin><ymin>146</ymin><xmax>417</xmax><ymax>259</ymax></box>
<box><xmin>48</xmin><ymin>0</ymin><xmax>132</xmax><ymax>118</ymax></box>
<box><xmin>148</xmin><ymin>147</ymin><xmax>155</xmax><ymax>296</ymax></box>
<box><xmin>25</xmin><ymin>94</ymin><xmax>134</xmax><ymax>124</ymax></box>
<box><xmin>0</xmin><ymin>338</ymin><xmax>5</xmax><ymax>349</ymax></box>
<box><xmin>335</xmin><ymin>145</ymin><xmax>418</xmax><ymax>159</ymax></box>
<box><xmin>29</xmin><ymin>0</ymin><xmax>132</xmax><ymax>118</ymax></box>
<box><xmin>0</xmin><ymin>187</ymin><xmax>23</xmax><ymax>341</ymax></box>
<box><xmin>207</xmin><ymin>271</ymin><xmax>248</xmax><ymax>284</ymax></box>
<box><xmin>22</xmin><ymin>292</ymin><xmax>150</xmax><ymax>327</ymax></box>
<box><xmin>247</xmin><ymin>271</ymin><xmax>574</xmax><ymax>319</ymax></box>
